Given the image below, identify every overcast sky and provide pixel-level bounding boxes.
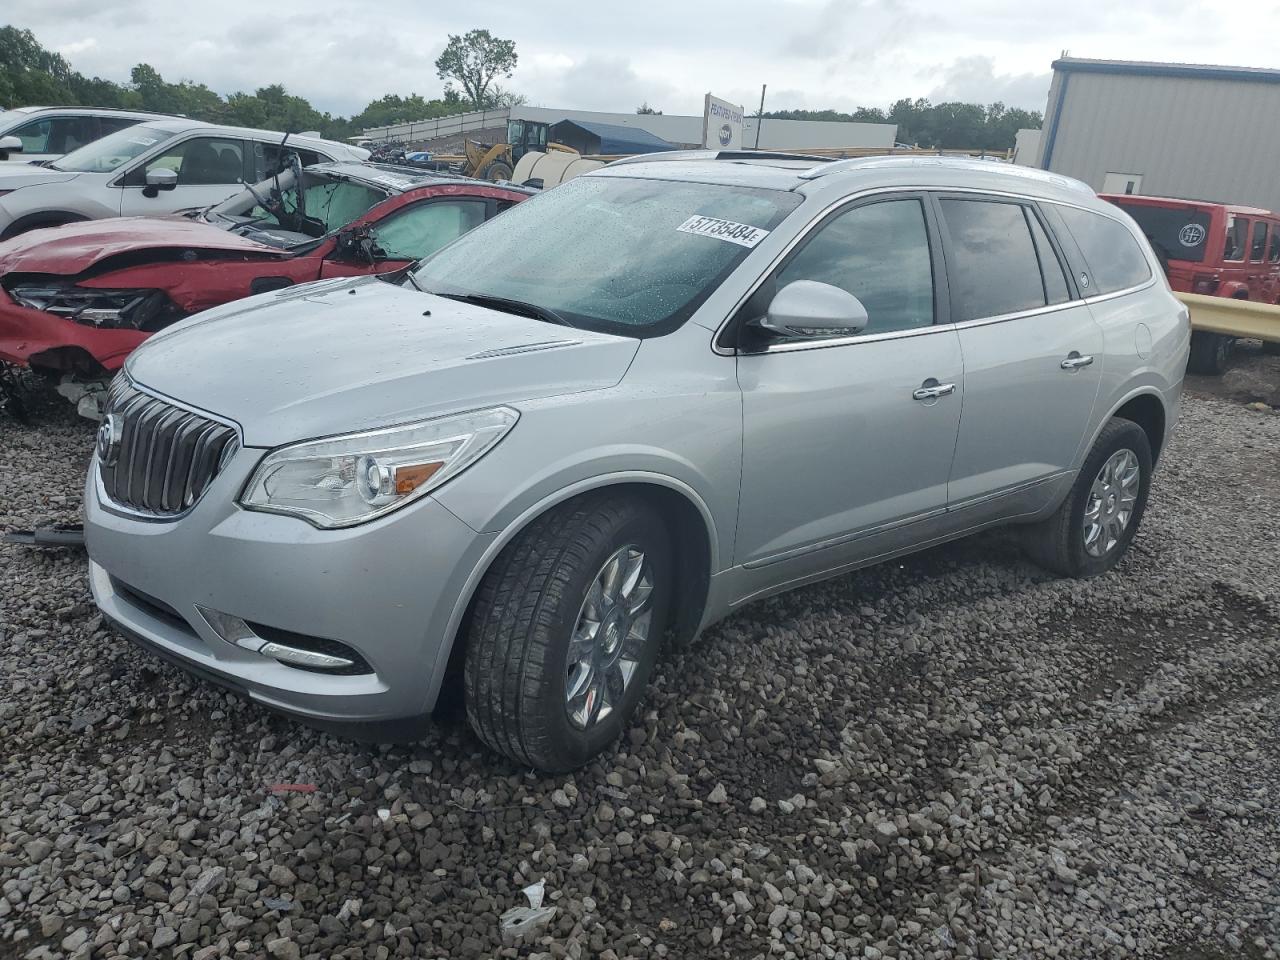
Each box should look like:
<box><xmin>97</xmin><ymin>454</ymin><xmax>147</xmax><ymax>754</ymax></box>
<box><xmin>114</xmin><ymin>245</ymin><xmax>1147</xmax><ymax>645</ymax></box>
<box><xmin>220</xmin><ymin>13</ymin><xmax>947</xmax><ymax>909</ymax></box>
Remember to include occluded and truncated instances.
<box><xmin>8</xmin><ymin>0</ymin><xmax>1275</xmax><ymax>119</ymax></box>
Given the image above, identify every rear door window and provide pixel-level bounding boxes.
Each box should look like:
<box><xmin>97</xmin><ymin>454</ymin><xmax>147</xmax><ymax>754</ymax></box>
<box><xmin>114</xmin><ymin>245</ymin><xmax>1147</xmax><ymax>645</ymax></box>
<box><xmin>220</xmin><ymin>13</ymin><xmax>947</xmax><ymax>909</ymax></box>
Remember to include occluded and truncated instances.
<box><xmin>937</xmin><ymin>198</ymin><xmax>1046</xmax><ymax>321</ymax></box>
<box><xmin>1109</xmin><ymin>201</ymin><xmax>1210</xmax><ymax>264</ymax></box>
<box><xmin>1054</xmin><ymin>205</ymin><xmax>1154</xmax><ymax>295</ymax></box>
<box><xmin>255</xmin><ymin>143</ymin><xmax>329</xmax><ymax>179</ymax></box>
<box><xmin>1251</xmin><ymin>220</ymin><xmax>1269</xmax><ymax>262</ymax></box>
<box><xmin>1225</xmin><ymin>216</ymin><xmax>1248</xmax><ymax>261</ymax></box>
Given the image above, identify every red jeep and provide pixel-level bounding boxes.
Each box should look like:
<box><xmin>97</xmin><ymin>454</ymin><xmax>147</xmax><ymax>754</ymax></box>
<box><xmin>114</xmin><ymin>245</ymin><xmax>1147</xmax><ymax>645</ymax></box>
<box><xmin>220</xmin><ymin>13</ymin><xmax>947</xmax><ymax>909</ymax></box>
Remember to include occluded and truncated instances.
<box><xmin>1101</xmin><ymin>193</ymin><xmax>1280</xmax><ymax>373</ymax></box>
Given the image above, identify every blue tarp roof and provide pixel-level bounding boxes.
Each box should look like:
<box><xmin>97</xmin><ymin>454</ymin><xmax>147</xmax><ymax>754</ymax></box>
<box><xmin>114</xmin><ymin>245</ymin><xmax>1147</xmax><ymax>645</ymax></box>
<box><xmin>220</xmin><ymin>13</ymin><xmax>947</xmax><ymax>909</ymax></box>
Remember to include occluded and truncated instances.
<box><xmin>551</xmin><ymin>119</ymin><xmax>677</xmax><ymax>155</ymax></box>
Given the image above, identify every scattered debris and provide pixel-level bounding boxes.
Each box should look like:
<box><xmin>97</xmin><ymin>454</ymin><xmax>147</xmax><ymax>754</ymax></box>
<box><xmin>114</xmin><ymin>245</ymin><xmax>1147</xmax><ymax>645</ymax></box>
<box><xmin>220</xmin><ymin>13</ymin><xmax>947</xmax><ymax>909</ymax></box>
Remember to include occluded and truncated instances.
<box><xmin>3</xmin><ymin>524</ymin><xmax>85</xmax><ymax>549</ymax></box>
<box><xmin>499</xmin><ymin>879</ymin><xmax>557</xmax><ymax>944</ymax></box>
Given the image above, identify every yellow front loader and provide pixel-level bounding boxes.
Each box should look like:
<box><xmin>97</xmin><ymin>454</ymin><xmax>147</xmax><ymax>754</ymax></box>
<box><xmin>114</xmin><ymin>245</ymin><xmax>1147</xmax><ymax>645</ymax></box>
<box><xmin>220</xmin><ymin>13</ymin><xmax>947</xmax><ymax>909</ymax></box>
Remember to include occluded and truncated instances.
<box><xmin>462</xmin><ymin>119</ymin><xmax>577</xmax><ymax>181</ymax></box>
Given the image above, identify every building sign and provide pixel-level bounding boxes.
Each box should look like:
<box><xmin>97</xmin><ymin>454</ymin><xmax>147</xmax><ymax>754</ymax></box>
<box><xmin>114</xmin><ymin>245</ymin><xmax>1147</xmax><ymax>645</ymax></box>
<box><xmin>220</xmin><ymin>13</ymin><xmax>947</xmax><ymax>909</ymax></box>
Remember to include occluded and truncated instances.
<box><xmin>702</xmin><ymin>94</ymin><xmax>744</xmax><ymax>150</ymax></box>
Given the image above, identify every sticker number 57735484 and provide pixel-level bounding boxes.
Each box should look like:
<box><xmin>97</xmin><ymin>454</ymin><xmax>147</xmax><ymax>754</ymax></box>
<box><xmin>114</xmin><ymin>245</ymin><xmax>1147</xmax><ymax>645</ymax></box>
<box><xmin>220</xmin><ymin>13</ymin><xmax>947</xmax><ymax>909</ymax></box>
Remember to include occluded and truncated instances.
<box><xmin>676</xmin><ymin>215</ymin><xmax>770</xmax><ymax>248</ymax></box>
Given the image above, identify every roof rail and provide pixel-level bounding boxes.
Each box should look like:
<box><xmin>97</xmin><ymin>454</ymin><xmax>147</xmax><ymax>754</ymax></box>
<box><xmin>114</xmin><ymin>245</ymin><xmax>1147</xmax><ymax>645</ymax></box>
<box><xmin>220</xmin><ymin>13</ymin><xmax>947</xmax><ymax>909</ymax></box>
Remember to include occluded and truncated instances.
<box><xmin>797</xmin><ymin>154</ymin><xmax>1094</xmax><ymax>193</ymax></box>
<box><xmin>608</xmin><ymin>149</ymin><xmax>836</xmax><ymax>167</ymax></box>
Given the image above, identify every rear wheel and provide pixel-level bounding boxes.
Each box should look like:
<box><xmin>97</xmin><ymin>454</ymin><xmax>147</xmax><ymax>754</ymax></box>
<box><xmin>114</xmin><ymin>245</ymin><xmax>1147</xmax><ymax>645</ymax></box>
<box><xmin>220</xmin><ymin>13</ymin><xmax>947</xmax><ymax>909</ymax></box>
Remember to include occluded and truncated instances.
<box><xmin>1022</xmin><ymin>417</ymin><xmax>1152</xmax><ymax>578</ymax></box>
<box><xmin>1187</xmin><ymin>330</ymin><xmax>1234</xmax><ymax>375</ymax></box>
<box><xmin>463</xmin><ymin>494</ymin><xmax>672</xmax><ymax>772</ymax></box>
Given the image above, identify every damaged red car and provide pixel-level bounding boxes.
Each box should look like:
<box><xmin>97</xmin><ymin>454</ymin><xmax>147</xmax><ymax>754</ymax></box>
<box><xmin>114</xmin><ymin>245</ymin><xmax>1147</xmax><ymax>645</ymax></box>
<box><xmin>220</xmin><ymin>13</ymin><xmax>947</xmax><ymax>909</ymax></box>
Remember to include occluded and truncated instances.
<box><xmin>0</xmin><ymin>162</ymin><xmax>532</xmax><ymax>393</ymax></box>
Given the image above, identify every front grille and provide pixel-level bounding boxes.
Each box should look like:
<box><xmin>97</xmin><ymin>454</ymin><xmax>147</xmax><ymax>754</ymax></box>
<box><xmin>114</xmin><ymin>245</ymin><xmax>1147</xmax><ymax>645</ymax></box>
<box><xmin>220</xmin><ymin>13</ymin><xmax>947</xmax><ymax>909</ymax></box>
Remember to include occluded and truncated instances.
<box><xmin>99</xmin><ymin>378</ymin><xmax>238</xmax><ymax>517</ymax></box>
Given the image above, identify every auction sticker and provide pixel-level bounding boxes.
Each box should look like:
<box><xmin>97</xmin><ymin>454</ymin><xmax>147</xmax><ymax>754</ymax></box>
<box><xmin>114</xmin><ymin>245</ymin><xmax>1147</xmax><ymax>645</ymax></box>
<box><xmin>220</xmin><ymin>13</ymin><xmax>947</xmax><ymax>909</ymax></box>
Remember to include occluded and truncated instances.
<box><xmin>677</xmin><ymin>215</ymin><xmax>769</xmax><ymax>248</ymax></box>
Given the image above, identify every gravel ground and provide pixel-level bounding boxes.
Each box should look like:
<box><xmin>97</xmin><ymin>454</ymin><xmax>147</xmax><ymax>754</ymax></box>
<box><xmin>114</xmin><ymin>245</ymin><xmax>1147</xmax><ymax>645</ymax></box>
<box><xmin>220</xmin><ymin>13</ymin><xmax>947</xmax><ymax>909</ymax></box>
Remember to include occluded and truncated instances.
<box><xmin>2</xmin><ymin>385</ymin><xmax>1279</xmax><ymax>960</ymax></box>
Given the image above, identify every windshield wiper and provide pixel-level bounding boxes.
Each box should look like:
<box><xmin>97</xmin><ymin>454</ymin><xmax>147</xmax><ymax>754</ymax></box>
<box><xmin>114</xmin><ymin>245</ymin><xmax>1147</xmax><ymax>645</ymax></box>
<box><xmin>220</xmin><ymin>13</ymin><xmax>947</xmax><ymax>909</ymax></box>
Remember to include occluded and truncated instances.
<box><xmin>435</xmin><ymin>292</ymin><xmax>571</xmax><ymax>326</ymax></box>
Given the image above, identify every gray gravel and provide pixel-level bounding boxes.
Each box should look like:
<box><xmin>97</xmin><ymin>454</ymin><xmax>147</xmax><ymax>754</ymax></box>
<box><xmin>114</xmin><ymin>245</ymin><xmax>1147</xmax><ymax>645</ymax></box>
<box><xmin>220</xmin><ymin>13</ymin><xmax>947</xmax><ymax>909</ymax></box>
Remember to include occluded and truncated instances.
<box><xmin>2</xmin><ymin>388</ymin><xmax>1279</xmax><ymax>960</ymax></box>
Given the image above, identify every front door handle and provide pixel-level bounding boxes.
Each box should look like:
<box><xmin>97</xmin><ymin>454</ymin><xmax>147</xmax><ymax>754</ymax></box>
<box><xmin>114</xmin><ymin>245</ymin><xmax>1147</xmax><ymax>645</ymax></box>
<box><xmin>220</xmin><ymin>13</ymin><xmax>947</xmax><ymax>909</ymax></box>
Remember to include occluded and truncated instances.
<box><xmin>1061</xmin><ymin>352</ymin><xmax>1094</xmax><ymax>370</ymax></box>
<box><xmin>913</xmin><ymin>379</ymin><xmax>956</xmax><ymax>401</ymax></box>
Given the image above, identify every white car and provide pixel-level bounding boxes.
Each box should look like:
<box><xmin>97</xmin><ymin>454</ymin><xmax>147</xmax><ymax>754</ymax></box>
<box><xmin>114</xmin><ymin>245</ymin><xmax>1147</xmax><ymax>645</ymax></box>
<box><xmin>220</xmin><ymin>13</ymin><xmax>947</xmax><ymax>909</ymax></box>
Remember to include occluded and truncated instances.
<box><xmin>0</xmin><ymin>118</ymin><xmax>370</xmax><ymax>239</ymax></box>
<box><xmin>0</xmin><ymin>106</ymin><xmax>178</xmax><ymax>166</ymax></box>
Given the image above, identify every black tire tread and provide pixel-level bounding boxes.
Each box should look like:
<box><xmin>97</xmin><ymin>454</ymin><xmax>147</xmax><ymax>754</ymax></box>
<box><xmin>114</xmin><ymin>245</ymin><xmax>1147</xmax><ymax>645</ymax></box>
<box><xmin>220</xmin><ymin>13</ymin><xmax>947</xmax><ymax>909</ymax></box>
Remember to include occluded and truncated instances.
<box><xmin>463</xmin><ymin>494</ymin><xmax>649</xmax><ymax>770</ymax></box>
<box><xmin>1023</xmin><ymin>417</ymin><xmax>1150</xmax><ymax>578</ymax></box>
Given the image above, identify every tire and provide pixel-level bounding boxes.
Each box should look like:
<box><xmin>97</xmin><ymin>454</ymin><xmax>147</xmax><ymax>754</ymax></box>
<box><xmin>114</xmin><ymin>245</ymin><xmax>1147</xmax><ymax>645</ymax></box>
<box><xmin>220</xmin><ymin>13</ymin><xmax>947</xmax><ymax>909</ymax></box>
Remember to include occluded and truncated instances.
<box><xmin>0</xmin><ymin>213</ymin><xmax>87</xmax><ymax>241</ymax></box>
<box><xmin>1262</xmin><ymin>340</ymin><xmax>1280</xmax><ymax>356</ymax></box>
<box><xmin>464</xmin><ymin>494</ymin><xmax>672</xmax><ymax>772</ymax></box>
<box><xmin>1187</xmin><ymin>330</ymin><xmax>1234</xmax><ymax>375</ymax></box>
<box><xmin>479</xmin><ymin>160</ymin><xmax>513</xmax><ymax>182</ymax></box>
<box><xmin>1022</xmin><ymin>417</ymin><xmax>1152</xmax><ymax>578</ymax></box>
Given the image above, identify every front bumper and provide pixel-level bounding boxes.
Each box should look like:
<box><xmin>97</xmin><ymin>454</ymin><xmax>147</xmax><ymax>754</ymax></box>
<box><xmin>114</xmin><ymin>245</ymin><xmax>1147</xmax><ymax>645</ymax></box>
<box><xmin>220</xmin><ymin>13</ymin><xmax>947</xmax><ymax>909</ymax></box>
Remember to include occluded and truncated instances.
<box><xmin>84</xmin><ymin>444</ymin><xmax>497</xmax><ymax>725</ymax></box>
<box><xmin>0</xmin><ymin>284</ymin><xmax>146</xmax><ymax>371</ymax></box>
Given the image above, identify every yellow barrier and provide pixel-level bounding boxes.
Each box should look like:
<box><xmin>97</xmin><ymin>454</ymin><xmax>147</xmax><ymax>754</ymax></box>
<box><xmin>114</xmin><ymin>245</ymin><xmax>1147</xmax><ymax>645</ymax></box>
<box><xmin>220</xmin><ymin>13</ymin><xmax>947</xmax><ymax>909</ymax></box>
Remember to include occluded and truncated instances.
<box><xmin>1176</xmin><ymin>292</ymin><xmax>1280</xmax><ymax>344</ymax></box>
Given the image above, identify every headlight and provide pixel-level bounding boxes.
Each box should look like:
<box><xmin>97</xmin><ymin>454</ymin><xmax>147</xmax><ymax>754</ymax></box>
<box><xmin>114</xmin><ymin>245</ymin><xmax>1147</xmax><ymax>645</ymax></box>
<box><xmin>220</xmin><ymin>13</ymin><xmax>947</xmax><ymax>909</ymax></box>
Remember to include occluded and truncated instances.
<box><xmin>240</xmin><ymin>407</ymin><xmax>519</xmax><ymax>528</ymax></box>
<box><xmin>8</xmin><ymin>283</ymin><xmax>165</xmax><ymax>329</ymax></box>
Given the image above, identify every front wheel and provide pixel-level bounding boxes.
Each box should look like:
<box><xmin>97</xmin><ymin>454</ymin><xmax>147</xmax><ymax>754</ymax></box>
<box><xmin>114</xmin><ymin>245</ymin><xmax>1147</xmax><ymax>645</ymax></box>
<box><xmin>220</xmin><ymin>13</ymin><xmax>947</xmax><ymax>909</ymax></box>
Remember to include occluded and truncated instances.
<box><xmin>1022</xmin><ymin>417</ymin><xmax>1152</xmax><ymax>578</ymax></box>
<box><xmin>464</xmin><ymin>495</ymin><xmax>671</xmax><ymax>772</ymax></box>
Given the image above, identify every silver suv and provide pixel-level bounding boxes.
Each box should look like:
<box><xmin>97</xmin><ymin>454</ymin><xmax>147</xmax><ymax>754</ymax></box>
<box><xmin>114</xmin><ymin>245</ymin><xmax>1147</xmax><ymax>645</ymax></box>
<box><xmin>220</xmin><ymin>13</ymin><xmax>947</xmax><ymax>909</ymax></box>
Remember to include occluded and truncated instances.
<box><xmin>84</xmin><ymin>153</ymin><xmax>1190</xmax><ymax>771</ymax></box>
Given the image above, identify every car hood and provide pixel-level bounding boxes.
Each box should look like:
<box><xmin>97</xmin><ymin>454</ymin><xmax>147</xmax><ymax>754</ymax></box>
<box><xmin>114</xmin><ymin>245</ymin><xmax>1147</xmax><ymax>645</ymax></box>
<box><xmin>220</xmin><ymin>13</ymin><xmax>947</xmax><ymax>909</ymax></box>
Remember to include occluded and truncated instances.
<box><xmin>0</xmin><ymin>165</ymin><xmax>79</xmax><ymax>188</ymax></box>
<box><xmin>0</xmin><ymin>216</ymin><xmax>285</xmax><ymax>275</ymax></box>
<box><xmin>127</xmin><ymin>276</ymin><xmax>641</xmax><ymax>447</ymax></box>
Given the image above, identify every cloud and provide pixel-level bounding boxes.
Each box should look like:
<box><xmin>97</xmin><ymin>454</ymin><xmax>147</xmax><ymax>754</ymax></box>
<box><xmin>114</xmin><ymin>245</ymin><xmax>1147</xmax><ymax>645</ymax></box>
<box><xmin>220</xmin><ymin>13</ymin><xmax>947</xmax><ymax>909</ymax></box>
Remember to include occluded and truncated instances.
<box><xmin>927</xmin><ymin>56</ymin><xmax>1052</xmax><ymax>112</ymax></box>
<box><xmin>5</xmin><ymin>0</ymin><xmax>1279</xmax><ymax>121</ymax></box>
<box><xmin>55</xmin><ymin>37</ymin><xmax>97</xmax><ymax>57</ymax></box>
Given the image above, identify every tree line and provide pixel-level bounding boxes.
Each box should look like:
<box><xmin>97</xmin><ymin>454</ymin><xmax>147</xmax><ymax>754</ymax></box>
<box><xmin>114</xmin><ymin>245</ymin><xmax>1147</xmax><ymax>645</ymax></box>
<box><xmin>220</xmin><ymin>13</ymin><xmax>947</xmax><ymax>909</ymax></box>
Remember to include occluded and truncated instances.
<box><xmin>2</xmin><ymin>25</ymin><xmax>1040</xmax><ymax>149</ymax></box>
<box><xmin>0</xmin><ymin>26</ymin><xmax>520</xmax><ymax>141</ymax></box>
<box><xmin>763</xmin><ymin>100</ymin><xmax>1042</xmax><ymax>152</ymax></box>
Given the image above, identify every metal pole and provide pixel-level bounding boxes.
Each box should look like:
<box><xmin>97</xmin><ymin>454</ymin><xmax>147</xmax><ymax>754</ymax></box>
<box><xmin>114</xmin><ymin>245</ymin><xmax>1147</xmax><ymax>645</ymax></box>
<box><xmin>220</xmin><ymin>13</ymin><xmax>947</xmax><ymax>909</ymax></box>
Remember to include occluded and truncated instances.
<box><xmin>754</xmin><ymin>84</ymin><xmax>766</xmax><ymax>149</ymax></box>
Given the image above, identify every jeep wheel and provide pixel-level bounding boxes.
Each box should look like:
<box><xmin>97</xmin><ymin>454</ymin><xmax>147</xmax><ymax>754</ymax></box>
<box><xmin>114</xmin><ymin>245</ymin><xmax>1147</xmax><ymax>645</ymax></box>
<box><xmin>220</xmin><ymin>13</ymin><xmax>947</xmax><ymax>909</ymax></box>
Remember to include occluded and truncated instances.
<box><xmin>464</xmin><ymin>494</ymin><xmax>671</xmax><ymax>772</ymax></box>
<box><xmin>1187</xmin><ymin>331</ymin><xmax>1234</xmax><ymax>375</ymax></box>
<box><xmin>480</xmin><ymin>160</ymin><xmax>514</xmax><ymax>182</ymax></box>
<box><xmin>1022</xmin><ymin>417</ymin><xmax>1152</xmax><ymax>578</ymax></box>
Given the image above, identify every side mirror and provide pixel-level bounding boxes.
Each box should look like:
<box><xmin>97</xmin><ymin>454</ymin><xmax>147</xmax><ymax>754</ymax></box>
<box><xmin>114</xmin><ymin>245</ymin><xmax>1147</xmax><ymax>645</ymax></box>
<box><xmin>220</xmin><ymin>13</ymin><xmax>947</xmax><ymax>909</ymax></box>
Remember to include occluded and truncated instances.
<box><xmin>0</xmin><ymin>135</ymin><xmax>22</xmax><ymax>160</ymax></box>
<box><xmin>142</xmin><ymin>167</ymin><xmax>178</xmax><ymax>197</ymax></box>
<box><xmin>335</xmin><ymin>225</ymin><xmax>379</xmax><ymax>264</ymax></box>
<box><xmin>755</xmin><ymin>280</ymin><xmax>869</xmax><ymax>339</ymax></box>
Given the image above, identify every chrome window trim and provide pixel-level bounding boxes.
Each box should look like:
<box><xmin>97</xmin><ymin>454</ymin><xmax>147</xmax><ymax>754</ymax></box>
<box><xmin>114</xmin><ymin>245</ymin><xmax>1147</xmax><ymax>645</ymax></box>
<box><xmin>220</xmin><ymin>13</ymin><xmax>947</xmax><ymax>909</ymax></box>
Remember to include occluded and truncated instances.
<box><xmin>711</xmin><ymin>184</ymin><xmax>1158</xmax><ymax>357</ymax></box>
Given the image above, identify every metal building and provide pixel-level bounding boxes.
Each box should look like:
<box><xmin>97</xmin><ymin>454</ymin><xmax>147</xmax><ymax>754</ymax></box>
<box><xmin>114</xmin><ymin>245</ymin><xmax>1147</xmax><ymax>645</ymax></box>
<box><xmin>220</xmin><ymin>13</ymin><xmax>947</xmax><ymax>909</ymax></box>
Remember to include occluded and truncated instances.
<box><xmin>1038</xmin><ymin>57</ymin><xmax>1280</xmax><ymax>210</ymax></box>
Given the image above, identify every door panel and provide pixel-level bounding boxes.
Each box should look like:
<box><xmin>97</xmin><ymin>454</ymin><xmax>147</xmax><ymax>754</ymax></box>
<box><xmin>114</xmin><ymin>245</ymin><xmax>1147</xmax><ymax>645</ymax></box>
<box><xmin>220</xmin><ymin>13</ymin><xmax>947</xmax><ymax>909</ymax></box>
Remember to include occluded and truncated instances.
<box><xmin>732</xmin><ymin>192</ymin><xmax>961</xmax><ymax>574</ymax></box>
<box><xmin>118</xmin><ymin>136</ymin><xmax>247</xmax><ymax>217</ymax></box>
<box><xmin>939</xmin><ymin>196</ymin><xmax>1104</xmax><ymax>505</ymax></box>
<box><xmin>949</xmin><ymin>309</ymin><xmax>1102</xmax><ymax>504</ymax></box>
<box><xmin>736</xmin><ymin>329</ymin><xmax>964</xmax><ymax>568</ymax></box>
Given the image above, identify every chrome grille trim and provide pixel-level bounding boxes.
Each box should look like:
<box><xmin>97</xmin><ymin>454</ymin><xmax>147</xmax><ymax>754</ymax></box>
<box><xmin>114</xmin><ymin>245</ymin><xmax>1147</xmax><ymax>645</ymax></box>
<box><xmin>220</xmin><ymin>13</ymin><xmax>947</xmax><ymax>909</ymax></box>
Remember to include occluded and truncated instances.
<box><xmin>98</xmin><ymin>377</ymin><xmax>238</xmax><ymax>519</ymax></box>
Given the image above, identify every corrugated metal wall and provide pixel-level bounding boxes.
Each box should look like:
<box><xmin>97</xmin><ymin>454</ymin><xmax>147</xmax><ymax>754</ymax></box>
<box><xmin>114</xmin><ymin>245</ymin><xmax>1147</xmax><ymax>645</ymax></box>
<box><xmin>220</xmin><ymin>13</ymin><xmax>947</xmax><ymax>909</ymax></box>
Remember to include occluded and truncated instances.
<box><xmin>1038</xmin><ymin>69</ymin><xmax>1280</xmax><ymax>210</ymax></box>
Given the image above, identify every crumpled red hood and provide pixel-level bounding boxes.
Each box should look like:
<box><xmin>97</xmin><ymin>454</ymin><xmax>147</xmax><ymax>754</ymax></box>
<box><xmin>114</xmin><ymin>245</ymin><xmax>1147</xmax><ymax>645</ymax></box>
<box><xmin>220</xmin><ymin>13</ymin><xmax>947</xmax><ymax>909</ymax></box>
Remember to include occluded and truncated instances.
<box><xmin>0</xmin><ymin>216</ymin><xmax>288</xmax><ymax>276</ymax></box>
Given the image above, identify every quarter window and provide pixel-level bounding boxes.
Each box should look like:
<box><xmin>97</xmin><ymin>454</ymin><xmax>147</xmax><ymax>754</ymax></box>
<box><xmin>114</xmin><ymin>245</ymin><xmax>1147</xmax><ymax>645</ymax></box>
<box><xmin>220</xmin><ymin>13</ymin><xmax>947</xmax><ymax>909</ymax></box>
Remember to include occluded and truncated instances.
<box><xmin>1056</xmin><ymin>205</ymin><xmax>1154</xmax><ymax>295</ymax></box>
<box><xmin>1269</xmin><ymin>225</ymin><xmax>1280</xmax><ymax>263</ymax></box>
<box><xmin>775</xmin><ymin>198</ymin><xmax>935</xmax><ymax>334</ymax></box>
<box><xmin>938</xmin><ymin>199</ymin><xmax>1046</xmax><ymax>321</ymax></box>
<box><xmin>1224</xmin><ymin>216</ymin><xmax>1248</xmax><ymax>261</ymax></box>
<box><xmin>1251</xmin><ymin>220</ymin><xmax>1268</xmax><ymax>261</ymax></box>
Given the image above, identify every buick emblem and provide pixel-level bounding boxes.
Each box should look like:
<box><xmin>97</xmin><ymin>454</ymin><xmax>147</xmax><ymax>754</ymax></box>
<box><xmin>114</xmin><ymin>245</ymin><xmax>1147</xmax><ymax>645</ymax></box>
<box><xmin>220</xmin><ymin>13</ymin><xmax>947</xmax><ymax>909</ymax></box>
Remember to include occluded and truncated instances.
<box><xmin>97</xmin><ymin>414</ymin><xmax>123</xmax><ymax>466</ymax></box>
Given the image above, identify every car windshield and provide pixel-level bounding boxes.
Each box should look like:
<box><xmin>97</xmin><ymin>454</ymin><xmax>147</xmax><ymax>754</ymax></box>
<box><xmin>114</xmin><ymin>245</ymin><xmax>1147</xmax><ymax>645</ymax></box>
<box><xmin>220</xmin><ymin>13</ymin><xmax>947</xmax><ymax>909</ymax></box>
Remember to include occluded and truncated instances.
<box><xmin>49</xmin><ymin>124</ymin><xmax>176</xmax><ymax>173</ymax></box>
<box><xmin>206</xmin><ymin>169</ymin><xmax>389</xmax><ymax>246</ymax></box>
<box><xmin>411</xmin><ymin>174</ymin><xmax>803</xmax><ymax>336</ymax></box>
<box><xmin>1111</xmin><ymin>201</ymin><xmax>1212</xmax><ymax>265</ymax></box>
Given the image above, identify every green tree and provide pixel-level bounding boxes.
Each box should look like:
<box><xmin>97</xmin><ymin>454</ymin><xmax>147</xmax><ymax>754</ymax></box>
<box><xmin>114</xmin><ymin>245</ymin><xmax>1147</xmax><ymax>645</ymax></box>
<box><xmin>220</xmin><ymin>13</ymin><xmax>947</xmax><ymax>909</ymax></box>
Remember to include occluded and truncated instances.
<box><xmin>434</xmin><ymin>29</ymin><xmax>517</xmax><ymax>108</ymax></box>
<box><xmin>636</xmin><ymin>102</ymin><xmax>662</xmax><ymax>115</ymax></box>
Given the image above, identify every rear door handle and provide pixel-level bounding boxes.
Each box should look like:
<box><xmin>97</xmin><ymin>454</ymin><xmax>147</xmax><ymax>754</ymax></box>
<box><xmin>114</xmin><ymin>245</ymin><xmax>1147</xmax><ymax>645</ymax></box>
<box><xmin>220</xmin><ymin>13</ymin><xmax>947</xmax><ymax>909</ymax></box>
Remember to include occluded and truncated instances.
<box><xmin>1060</xmin><ymin>352</ymin><xmax>1094</xmax><ymax>370</ymax></box>
<box><xmin>913</xmin><ymin>380</ymin><xmax>956</xmax><ymax>401</ymax></box>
